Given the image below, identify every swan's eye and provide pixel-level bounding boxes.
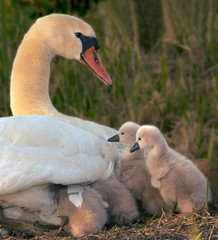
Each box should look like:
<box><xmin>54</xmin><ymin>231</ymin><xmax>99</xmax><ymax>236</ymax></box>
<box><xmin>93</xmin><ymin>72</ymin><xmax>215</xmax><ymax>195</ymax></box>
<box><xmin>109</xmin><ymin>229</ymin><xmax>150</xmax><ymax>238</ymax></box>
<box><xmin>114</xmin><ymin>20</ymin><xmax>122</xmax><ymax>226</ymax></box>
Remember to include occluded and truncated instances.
<box><xmin>75</xmin><ymin>32</ymin><xmax>82</xmax><ymax>38</ymax></box>
<box><xmin>138</xmin><ymin>137</ymin><xmax>141</xmax><ymax>141</ymax></box>
<box><xmin>121</xmin><ymin>132</ymin><xmax>124</xmax><ymax>135</ymax></box>
<box><xmin>94</xmin><ymin>53</ymin><xmax>99</xmax><ymax>64</ymax></box>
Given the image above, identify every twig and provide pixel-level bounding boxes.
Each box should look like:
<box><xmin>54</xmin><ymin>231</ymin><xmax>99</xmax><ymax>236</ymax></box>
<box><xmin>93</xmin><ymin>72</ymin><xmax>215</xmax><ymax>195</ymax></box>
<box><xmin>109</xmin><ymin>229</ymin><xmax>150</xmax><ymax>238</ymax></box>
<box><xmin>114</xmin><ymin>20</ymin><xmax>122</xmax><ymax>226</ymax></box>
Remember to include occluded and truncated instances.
<box><xmin>208</xmin><ymin>219</ymin><xmax>218</xmax><ymax>240</ymax></box>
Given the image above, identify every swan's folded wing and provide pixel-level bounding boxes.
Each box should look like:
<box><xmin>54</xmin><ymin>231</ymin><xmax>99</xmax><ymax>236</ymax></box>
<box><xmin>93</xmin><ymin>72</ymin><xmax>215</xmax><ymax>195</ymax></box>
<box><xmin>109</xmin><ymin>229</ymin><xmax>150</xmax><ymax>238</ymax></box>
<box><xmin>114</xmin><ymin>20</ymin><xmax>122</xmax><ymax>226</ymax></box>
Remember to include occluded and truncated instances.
<box><xmin>0</xmin><ymin>116</ymin><xmax>118</xmax><ymax>194</ymax></box>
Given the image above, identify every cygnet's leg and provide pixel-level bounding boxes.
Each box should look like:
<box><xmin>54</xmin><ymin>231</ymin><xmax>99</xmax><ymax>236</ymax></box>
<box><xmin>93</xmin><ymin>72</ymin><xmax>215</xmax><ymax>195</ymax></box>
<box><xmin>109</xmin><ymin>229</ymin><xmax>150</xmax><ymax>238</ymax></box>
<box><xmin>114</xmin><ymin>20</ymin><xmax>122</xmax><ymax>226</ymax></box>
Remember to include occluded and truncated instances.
<box><xmin>92</xmin><ymin>178</ymin><xmax>139</xmax><ymax>225</ymax></box>
<box><xmin>57</xmin><ymin>188</ymin><xmax>108</xmax><ymax>237</ymax></box>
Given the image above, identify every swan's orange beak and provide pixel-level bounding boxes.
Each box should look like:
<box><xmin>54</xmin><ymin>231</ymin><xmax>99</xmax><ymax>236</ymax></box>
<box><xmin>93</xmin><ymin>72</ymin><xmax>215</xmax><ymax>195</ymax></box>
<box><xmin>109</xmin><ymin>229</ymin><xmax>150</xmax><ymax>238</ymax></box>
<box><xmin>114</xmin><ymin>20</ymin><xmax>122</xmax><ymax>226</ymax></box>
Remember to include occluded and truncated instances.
<box><xmin>80</xmin><ymin>46</ymin><xmax>112</xmax><ymax>87</ymax></box>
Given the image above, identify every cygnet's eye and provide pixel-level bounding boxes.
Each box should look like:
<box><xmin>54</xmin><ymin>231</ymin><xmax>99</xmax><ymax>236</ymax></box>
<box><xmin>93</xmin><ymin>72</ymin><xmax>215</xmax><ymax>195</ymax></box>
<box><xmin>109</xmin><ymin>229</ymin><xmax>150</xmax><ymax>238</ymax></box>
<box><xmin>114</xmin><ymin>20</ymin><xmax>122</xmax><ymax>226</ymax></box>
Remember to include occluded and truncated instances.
<box><xmin>138</xmin><ymin>137</ymin><xmax>141</xmax><ymax>141</ymax></box>
<box><xmin>75</xmin><ymin>32</ymin><xmax>82</xmax><ymax>38</ymax></box>
<box><xmin>121</xmin><ymin>132</ymin><xmax>124</xmax><ymax>135</ymax></box>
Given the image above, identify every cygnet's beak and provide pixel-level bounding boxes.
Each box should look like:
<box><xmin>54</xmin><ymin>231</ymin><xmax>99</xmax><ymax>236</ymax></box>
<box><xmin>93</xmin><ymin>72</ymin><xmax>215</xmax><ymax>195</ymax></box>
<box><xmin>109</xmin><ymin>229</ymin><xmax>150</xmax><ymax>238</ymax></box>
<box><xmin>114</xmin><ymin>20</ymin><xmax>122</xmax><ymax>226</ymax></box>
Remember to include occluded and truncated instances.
<box><xmin>107</xmin><ymin>134</ymin><xmax>120</xmax><ymax>142</ymax></box>
<box><xmin>80</xmin><ymin>46</ymin><xmax>112</xmax><ymax>87</ymax></box>
<box><xmin>130</xmin><ymin>142</ymin><xmax>140</xmax><ymax>152</ymax></box>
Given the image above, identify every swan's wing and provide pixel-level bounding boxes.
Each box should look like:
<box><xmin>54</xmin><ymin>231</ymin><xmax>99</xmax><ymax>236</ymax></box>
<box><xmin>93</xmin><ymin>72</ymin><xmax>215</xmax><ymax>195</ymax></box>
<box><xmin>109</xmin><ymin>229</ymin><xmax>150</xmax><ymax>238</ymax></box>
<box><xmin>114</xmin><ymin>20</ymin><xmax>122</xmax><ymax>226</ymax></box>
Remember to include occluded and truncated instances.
<box><xmin>0</xmin><ymin>116</ymin><xmax>118</xmax><ymax>194</ymax></box>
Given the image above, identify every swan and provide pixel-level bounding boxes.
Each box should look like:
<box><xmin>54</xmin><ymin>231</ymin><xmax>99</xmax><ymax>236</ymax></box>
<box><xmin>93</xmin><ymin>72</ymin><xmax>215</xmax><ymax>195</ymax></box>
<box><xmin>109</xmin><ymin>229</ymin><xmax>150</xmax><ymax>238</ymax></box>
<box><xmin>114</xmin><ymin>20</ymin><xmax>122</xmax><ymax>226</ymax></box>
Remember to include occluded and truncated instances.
<box><xmin>130</xmin><ymin>125</ymin><xmax>212</xmax><ymax>213</ymax></box>
<box><xmin>8</xmin><ymin>14</ymin><xmax>122</xmax><ymax>198</ymax></box>
<box><xmin>10</xmin><ymin>14</ymin><xmax>118</xmax><ymax>139</ymax></box>
<box><xmin>9</xmin><ymin>12</ymin><xmax>125</xmax><ymax>209</ymax></box>
<box><xmin>0</xmin><ymin>14</ymin><xmax>127</xmax><ymax>235</ymax></box>
<box><xmin>108</xmin><ymin>122</ymin><xmax>169</xmax><ymax>215</ymax></box>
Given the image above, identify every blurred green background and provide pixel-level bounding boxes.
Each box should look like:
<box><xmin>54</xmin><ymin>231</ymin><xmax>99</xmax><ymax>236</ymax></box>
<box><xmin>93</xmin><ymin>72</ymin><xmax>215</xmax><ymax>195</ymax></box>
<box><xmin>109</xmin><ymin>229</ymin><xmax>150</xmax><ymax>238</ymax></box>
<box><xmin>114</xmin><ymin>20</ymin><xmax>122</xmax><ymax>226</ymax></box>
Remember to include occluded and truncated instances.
<box><xmin>0</xmin><ymin>0</ymin><xmax>217</xmax><ymax>190</ymax></box>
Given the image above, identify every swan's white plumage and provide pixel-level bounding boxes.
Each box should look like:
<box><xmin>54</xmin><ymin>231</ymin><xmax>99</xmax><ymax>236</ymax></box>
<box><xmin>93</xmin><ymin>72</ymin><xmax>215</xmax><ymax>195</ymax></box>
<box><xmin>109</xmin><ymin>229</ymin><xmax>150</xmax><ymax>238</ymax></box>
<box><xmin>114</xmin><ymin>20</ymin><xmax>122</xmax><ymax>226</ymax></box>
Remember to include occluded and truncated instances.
<box><xmin>0</xmin><ymin>115</ymin><xmax>117</xmax><ymax>194</ymax></box>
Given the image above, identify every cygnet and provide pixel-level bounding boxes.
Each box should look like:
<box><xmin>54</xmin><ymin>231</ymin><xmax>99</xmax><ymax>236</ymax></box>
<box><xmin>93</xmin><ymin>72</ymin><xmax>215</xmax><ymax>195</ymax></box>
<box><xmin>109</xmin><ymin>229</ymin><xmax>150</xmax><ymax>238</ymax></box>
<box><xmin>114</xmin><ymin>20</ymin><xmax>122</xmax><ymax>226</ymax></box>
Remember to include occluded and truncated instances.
<box><xmin>91</xmin><ymin>177</ymin><xmax>139</xmax><ymax>224</ymax></box>
<box><xmin>130</xmin><ymin>125</ymin><xmax>212</xmax><ymax>213</ymax></box>
<box><xmin>57</xmin><ymin>188</ymin><xmax>108</xmax><ymax>237</ymax></box>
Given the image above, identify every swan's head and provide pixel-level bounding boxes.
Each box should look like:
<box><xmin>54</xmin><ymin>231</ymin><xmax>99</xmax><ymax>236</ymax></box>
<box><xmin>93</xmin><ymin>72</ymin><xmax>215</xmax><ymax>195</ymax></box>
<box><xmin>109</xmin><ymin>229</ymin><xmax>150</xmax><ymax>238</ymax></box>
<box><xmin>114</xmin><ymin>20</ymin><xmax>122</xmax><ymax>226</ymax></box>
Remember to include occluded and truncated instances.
<box><xmin>34</xmin><ymin>14</ymin><xmax>112</xmax><ymax>86</ymax></box>
<box><xmin>130</xmin><ymin>125</ymin><xmax>167</xmax><ymax>154</ymax></box>
<box><xmin>107</xmin><ymin>121</ymin><xmax>140</xmax><ymax>147</ymax></box>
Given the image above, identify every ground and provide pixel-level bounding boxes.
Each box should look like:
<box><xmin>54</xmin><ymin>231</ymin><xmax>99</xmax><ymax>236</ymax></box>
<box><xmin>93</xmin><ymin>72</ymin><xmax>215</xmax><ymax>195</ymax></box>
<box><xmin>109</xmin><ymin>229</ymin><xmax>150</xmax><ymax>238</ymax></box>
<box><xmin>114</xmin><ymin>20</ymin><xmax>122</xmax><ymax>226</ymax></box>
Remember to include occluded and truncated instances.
<box><xmin>1</xmin><ymin>192</ymin><xmax>217</xmax><ymax>240</ymax></box>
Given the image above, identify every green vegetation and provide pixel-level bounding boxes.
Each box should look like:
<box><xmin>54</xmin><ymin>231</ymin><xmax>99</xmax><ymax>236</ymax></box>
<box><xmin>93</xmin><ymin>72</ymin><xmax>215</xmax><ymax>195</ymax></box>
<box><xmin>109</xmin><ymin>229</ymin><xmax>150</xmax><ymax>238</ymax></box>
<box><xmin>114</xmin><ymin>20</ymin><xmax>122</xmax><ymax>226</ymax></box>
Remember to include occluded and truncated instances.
<box><xmin>0</xmin><ymin>0</ymin><xmax>217</xmax><ymax>190</ymax></box>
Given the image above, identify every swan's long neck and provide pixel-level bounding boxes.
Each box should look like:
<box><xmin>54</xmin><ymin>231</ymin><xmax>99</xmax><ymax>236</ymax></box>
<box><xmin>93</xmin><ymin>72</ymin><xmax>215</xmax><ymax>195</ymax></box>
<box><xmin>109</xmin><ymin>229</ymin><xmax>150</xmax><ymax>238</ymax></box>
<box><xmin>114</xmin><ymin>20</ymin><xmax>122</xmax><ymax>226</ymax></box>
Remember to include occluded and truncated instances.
<box><xmin>10</xmin><ymin>28</ymin><xmax>117</xmax><ymax>139</ymax></box>
<box><xmin>11</xmin><ymin>30</ymin><xmax>55</xmax><ymax>117</ymax></box>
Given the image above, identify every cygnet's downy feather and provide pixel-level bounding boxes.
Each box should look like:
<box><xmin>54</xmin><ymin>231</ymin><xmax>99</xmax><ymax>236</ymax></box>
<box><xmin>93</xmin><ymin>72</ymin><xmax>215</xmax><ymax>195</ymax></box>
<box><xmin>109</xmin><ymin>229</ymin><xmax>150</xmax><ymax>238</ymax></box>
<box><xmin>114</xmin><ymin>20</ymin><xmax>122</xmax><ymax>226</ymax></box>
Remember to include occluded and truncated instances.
<box><xmin>131</xmin><ymin>125</ymin><xmax>212</xmax><ymax>212</ymax></box>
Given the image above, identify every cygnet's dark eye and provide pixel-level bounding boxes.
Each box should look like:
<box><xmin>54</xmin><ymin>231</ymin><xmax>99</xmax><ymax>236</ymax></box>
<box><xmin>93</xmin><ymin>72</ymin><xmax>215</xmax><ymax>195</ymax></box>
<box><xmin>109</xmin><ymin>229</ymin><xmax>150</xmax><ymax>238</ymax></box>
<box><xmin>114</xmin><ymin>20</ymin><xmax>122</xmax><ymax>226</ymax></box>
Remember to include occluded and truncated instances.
<box><xmin>138</xmin><ymin>137</ymin><xmax>141</xmax><ymax>141</ymax></box>
<box><xmin>121</xmin><ymin>132</ymin><xmax>124</xmax><ymax>135</ymax></box>
<box><xmin>75</xmin><ymin>32</ymin><xmax>82</xmax><ymax>38</ymax></box>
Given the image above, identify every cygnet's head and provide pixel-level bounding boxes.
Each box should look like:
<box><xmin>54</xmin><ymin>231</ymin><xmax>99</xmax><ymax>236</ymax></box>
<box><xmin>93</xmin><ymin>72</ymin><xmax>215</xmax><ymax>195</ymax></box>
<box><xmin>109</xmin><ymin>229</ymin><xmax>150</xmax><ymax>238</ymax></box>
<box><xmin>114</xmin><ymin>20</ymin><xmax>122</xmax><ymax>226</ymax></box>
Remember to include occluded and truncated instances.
<box><xmin>31</xmin><ymin>14</ymin><xmax>111</xmax><ymax>86</ymax></box>
<box><xmin>130</xmin><ymin>125</ymin><xmax>167</xmax><ymax>154</ymax></box>
<box><xmin>107</xmin><ymin>121</ymin><xmax>140</xmax><ymax>147</ymax></box>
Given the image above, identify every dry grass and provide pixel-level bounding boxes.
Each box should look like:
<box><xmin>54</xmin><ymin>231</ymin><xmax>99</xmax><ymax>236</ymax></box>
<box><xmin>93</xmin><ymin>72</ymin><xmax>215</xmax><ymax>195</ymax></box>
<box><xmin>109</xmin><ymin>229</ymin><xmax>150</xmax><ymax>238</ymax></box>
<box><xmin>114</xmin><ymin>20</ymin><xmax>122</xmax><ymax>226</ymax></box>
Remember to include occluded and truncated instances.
<box><xmin>2</xmin><ymin>199</ymin><xmax>217</xmax><ymax>240</ymax></box>
<box><xmin>1</xmin><ymin>191</ymin><xmax>218</xmax><ymax>240</ymax></box>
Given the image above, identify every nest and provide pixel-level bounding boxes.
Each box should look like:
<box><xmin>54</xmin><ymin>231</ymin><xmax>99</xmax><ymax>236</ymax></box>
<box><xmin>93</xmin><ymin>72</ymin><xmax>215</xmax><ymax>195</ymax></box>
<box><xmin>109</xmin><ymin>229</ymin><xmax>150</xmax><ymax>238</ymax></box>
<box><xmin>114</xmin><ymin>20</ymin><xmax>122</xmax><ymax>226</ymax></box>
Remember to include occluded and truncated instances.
<box><xmin>1</xmin><ymin>195</ymin><xmax>217</xmax><ymax>240</ymax></box>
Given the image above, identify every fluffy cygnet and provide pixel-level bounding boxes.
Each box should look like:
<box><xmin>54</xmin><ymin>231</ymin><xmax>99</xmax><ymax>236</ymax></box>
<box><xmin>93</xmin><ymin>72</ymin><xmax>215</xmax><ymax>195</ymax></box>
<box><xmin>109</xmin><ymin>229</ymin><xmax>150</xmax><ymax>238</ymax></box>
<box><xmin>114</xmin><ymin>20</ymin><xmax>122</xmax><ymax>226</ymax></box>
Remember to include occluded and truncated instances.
<box><xmin>131</xmin><ymin>125</ymin><xmax>212</xmax><ymax>213</ymax></box>
<box><xmin>91</xmin><ymin>177</ymin><xmax>139</xmax><ymax>224</ymax></box>
<box><xmin>57</xmin><ymin>188</ymin><xmax>108</xmax><ymax>237</ymax></box>
<box><xmin>108</xmin><ymin>122</ymin><xmax>169</xmax><ymax>215</ymax></box>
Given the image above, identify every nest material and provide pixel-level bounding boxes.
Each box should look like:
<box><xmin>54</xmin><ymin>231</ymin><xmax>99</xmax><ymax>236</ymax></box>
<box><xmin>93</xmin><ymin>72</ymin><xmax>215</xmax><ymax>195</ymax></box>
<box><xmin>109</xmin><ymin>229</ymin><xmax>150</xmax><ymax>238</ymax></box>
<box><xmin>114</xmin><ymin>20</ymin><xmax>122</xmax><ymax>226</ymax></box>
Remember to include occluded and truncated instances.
<box><xmin>1</xmin><ymin>200</ymin><xmax>217</xmax><ymax>240</ymax></box>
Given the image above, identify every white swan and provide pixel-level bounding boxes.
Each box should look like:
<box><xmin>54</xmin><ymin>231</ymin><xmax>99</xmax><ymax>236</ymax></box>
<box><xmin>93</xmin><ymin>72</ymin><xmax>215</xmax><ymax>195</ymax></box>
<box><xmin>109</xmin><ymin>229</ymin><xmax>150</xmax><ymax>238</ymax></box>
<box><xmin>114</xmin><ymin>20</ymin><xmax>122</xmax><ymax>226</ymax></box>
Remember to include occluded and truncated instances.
<box><xmin>8</xmin><ymin>14</ymin><xmax>124</xmax><ymax>198</ymax></box>
<box><xmin>10</xmin><ymin>14</ymin><xmax>118</xmax><ymax>139</ymax></box>
<box><xmin>130</xmin><ymin>125</ymin><xmax>212</xmax><ymax>212</ymax></box>
<box><xmin>0</xmin><ymin>14</ymin><xmax>123</xmax><ymax>234</ymax></box>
